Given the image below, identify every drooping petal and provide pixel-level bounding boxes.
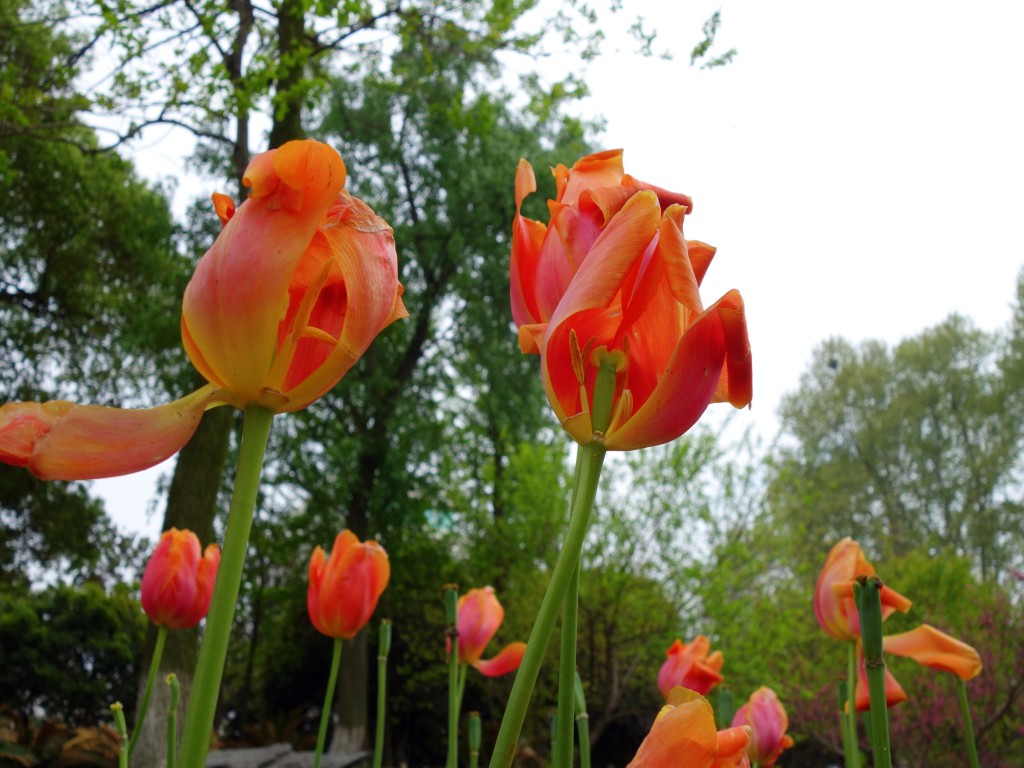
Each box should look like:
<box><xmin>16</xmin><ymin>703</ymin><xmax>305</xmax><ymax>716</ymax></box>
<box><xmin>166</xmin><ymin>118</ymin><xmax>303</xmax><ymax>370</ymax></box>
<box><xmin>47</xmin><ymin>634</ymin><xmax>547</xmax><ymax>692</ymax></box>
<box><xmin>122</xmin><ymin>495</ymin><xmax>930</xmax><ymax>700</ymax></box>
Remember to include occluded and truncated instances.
<box><xmin>855</xmin><ymin>645</ymin><xmax>908</xmax><ymax>711</ymax></box>
<box><xmin>0</xmin><ymin>385</ymin><xmax>221</xmax><ymax>481</ymax></box>
<box><xmin>182</xmin><ymin>140</ymin><xmax>347</xmax><ymax>406</ymax></box>
<box><xmin>473</xmin><ymin>641</ymin><xmax>526</xmax><ymax>677</ymax></box>
<box><xmin>883</xmin><ymin>624</ymin><xmax>983</xmax><ymax>680</ymax></box>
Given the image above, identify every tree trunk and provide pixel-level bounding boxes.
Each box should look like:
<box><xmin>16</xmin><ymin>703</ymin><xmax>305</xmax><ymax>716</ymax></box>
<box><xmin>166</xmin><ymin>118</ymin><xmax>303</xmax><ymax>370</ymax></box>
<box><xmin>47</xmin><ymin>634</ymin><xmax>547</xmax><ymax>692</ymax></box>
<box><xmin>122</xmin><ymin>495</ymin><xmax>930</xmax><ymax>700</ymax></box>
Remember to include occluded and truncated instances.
<box><xmin>131</xmin><ymin>405</ymin><xmax>234</xmax><ymax>767</ymax></box>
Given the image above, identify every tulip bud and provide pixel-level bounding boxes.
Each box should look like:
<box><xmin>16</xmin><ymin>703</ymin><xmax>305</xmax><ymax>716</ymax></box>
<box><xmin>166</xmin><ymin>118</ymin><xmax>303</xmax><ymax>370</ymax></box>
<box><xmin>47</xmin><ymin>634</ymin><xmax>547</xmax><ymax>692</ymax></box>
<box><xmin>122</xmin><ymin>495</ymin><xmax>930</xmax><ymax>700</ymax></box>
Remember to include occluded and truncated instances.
<box><xmin>140</xmin><ymin>528</ymin><xmax>220</xmax><ymax>630</ymax></box>
<box><xmin>307</xmin><ymin>530</ymin><xmax>390</xmax><ymax>639</ymax></box>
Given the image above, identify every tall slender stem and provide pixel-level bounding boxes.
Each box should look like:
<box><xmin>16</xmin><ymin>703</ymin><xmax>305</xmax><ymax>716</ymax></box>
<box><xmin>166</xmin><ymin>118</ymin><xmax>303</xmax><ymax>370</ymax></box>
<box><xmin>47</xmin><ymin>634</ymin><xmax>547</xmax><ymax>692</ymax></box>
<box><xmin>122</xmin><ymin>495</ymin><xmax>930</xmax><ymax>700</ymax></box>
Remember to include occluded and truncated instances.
<box><xmin>111</xmin><ymin>703</ymin><xmax>128</xmax><ymax>768</ymax></box>
<box><xmin>445</xmin><ymin>586</ymin><xmax>460</xmax><ymax>768</ymax></box>
<box><xmin>128</xmin><ymin>624</ymin><xmax>167</xmax><ymax>758</ymax></box>
<box><xmin>166</xmin><ymin>674</ymin><xmax>180</xmax><ymax>768</ymax></box>
<box><xmin>313</xmin><ymin>637</ymin><xmax>343</xmax><ymax>768</ymax></box>
<box><xmin>177</xmin><ymin>405</ymin><xmax>275</xmax><ymax>768</ymax></box>
<box><xmin>487</xmin><ymin>440</ymin><xmax>606</xmax><ymax>768</ymax></box>
<box><xmin>373</xmin><ymin>621</ymin><xmax>392</xmax><ymax>768</ymax></box>
<box><xmin>573</xmin><ymin>671</ymin><xmax>591</xmax><ymax>768</ymax></box>
<box><xmin>846</xmin><ymin>642</ymin><xmax>861</xmax><ymax>768</ymax></box>
<box><xmin>553</xmin><ymin>561</ymin><xmax>580</xmax><ymax>768</ymax></box>
<box><xmin>956</xmin><ymin>677</ymin><xmax>981</xmax><ymax>768</ymax></box>
<box><xmin>468</xmin><ymin>712</ymin><xmax>482</xmax><ymax>768</ymax></box>
<box><xmin>856</xmin><ymin>577</ymin><xmax>892</xmax><ymax>768</ymax></box>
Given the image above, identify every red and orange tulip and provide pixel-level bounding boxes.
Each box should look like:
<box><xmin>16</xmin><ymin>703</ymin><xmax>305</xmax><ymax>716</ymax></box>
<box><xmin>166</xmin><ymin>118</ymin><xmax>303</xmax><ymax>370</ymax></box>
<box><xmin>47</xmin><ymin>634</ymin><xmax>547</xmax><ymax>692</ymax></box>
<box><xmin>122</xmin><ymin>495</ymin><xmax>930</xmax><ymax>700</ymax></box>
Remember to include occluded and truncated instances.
<box><xmin>140</xmin><ymin>528</ymin><xmax>220</xmax><ymax>630</ymax></box>
<box><xmin>731</xmin><ymin>687</ymin><xmax>793</xmax><ymax>767</ymax></box>
<box><xmin>813</xmin><ymin>538</ymin><xmax>912</xmax><ymax>642</ymax></box>
<box><xmin>510</xmin><ymin>150</ymin><xmax>751</xmax><ymax>450</ymax></box>
<box><xmin>307</xmin><ymin>530</ymin><xmax>390</xmax><ymax>639</ymax></box>
<box><xmin>454</xmin><ymin>586</ymin><xmax>525</xmax><ymax>677</ymax></box>
<box><xmin>0</xmin><ymin>139</ymin><xmax>406</xmax><ymax>481</ymax></box>
<box><xmin>657</xmin><ymin>636</ymin><xmax>724</xmax><ymax>698</ymax></box>
<box><xmin>628</xmin><ymin>687</ymin><xmax>750</xmax><ymax>768</ymax></box>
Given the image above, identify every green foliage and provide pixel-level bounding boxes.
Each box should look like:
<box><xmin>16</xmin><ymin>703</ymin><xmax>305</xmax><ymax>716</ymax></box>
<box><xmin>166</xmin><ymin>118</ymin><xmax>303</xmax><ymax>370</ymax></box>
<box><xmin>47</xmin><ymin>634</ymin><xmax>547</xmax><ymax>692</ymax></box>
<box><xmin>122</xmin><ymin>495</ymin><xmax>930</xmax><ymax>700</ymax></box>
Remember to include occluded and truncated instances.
<box><xmin>769</xmin><ymin>314</ymin><xmax>1024</xmax><ymax>580</ymax></box>
<box><xmin>0</xmin><ymin>582</ymin><xmax>145</xmax><ymax>728</ymax></box>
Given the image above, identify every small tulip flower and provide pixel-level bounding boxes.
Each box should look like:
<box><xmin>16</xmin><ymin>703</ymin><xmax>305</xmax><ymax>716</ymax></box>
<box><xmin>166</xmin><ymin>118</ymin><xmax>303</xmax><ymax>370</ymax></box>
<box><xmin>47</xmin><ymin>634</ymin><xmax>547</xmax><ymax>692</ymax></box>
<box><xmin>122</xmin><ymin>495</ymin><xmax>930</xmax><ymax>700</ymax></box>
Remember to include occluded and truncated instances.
<box><xmin>140</xmin><ymin>528</ymin><xmax>220</xmax><ymax>630</ymax></box>
<box><xmin>454</xmin><ymin>586</ymin><xmax>525</xmax><ymax>677</ymax></box>
<box><xmin>814</xmin><ymin>538</ymin><xmax>912</xmax><ymax>642</ymax></box>
<box><xmin>511</xmin><ymin>150</ymin><xmax>751</xmax><ymax>450</ymax></box>
<box><xmin>307</xmin><ymin>530</ymin><xmax>390</xmax><ymax>639</ymax></box>
<box><xmin>731</xmin><ymin>687</ymin><xmax>793</xmax><ymax>767</ymax></box>
<box><xmin>628</xmin><ymin>687</ymin><xmax>751</xmax><ymax>768</ymax></box>
<box><xmin>0</xmin><ymin>139</ymin><xmax>406</xmax><ymax>481</ymax></box>
<box><xmin>657</xmin><ymin>636</ymin><xmax>724</xmax><ymax>698</ymax></box>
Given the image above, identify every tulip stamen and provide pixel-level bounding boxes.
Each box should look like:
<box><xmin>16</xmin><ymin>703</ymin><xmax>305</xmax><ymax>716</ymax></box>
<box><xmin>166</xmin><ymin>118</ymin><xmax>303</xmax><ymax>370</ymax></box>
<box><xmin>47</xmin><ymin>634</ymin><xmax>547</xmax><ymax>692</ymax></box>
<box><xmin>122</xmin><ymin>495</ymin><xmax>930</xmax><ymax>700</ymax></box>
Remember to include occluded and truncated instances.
<box><xmin>268</xmin><ymin>259</ymin><xmax>337</xmax><ymax>389</ymax></box>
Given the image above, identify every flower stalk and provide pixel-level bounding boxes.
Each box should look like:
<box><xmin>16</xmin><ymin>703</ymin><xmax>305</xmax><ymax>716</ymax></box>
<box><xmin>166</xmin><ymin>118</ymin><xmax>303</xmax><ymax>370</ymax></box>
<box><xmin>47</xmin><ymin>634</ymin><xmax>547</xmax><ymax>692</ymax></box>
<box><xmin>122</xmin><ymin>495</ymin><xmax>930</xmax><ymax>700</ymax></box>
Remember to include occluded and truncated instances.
<box><xmin>574</xmin><ymin>671</ymin><xmax>591</xmax><ymax>768</ymax></box>
<box><xmin>313</xmin><ymin>638</ymin><xmax>343</xmax><ymax>768</ymax></box>
<box><xmin>373</xmin><ymin>620</ymin><xmax>392</xmax><ymax>768</ymax></box>
<box><xmin>166</xmin><ymin>674</ymin><xmax>180</xmax><ymax>768</ymax></box>
<box><xmin>177</xmin><ymin>405</ymin><xmax>275</xmax><ymax>768</ymax></box>
<box><xmin>468</xmin><ymin>712</ymin><xmax>482</xmax><ymax>768</ymax></box>
<box><xmin>855</xmin><ymin>577</ymin><xmax>892</xmax><ymax>768</ymax></box>
<box><xmin>956</xmin><ymin>677</ymin><xmax>981</xmax><ymax>768</ymax></box>
<box><xmin>445</xmin><ymin>585</ymin><xmax>460</xmax><ymax>768</ymax></box>
<box><xmin>127</xmin><ymin>624</ymin><xmax>167</xmax><ymax>758</ymax></box>
<box><xmin>111</xmin><ymin>703</ymin><xmax>128</xmax><ymax>768</ymax></box>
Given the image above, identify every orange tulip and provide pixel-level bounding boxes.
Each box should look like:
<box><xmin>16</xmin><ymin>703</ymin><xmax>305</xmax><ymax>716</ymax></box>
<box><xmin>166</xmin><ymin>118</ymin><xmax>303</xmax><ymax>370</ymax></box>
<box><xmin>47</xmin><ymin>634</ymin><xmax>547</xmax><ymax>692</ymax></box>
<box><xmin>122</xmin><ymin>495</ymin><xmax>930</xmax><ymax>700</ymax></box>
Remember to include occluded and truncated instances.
<box><xmin>731</xmin><ymin>687</ymin><xmax>793</xmax><ymax>767</ymax></box>
<box><xmin>0</xmin><ymin>139</ymin><xmax>406</xmax><ymax>481</ymax></box>
<box><xmin>307</xmin><ymin>530</ymin><xmax>390</xmax><ymax>639</ymax></box>
<box><xmin>883</xmin><ymin>624</ymin><xmax>983</xmax><ymax>680</ymax></box>
<box><xmin>510</xmin><ymin>150</ymin><xmax>751</xmax><ymax>451</ymax></box>
<box><xmin>657</xmin><ymin>636</ymin><xmax>724</xmax><ymax>698</ymax></box>
<box><xmin>628</xmin><ymin>687</ymin><xmax>751</xmax><ymax>768</ymax></box>
<box><xmin>453</xmin><ymin>586</ymin><xmax>526</xmax><ymax>677</ymax></box>
<box><xmin>813</xmin><ymin>538</ymin><xmax>912</xmax><ymax>642</ymax></box>
<box><xmin>140</xmin><ymin>528</ymin><xmax>220</xmax><ymax>630</ymax></box>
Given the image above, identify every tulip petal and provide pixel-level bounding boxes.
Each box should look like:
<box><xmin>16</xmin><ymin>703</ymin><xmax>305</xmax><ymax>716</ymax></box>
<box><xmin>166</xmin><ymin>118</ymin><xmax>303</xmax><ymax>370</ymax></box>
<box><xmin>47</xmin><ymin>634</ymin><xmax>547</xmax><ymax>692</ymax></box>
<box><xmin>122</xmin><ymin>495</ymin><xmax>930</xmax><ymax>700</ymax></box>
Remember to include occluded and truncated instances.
<box><xmin>457</xmin><ymin>586</ymin><xmax>505</xmax><ymax>665</ymax></box>
<box><xmin>627</xmin><ymin>688</ymin><xmax>719</xmax><ymax>768</ymax></box>
<box><xmin>709</xmin><ymin>290</ymin><xmax>753</xmax><ymax>408</ymax></box>
<box><xmin>473</xmin><ymin>641</ymin><xmax>526</xmax><ymax>677</ymax></box>
<box><xmin>511</xmin><ymin>159</ymin><xmax>548</xmax><ymax>327</ymax></box>
<box><xmin>0</xmin><ymin>385</ymin><xmax>221</xmax><ymax>481</ymax></box>
<box><xmin>604</xmin><ymin>299</ymin><xmax>727</xmax><ymax>450</ymax></box>
<box><xmin>182</xmin><ymin>140</ymin><xmax>347</xmax><ymax>405</ymax></box>
<box><xmin>883</xmin><ymin>624</ymin><xmax>983</xmax><ymax>680</ymax></box>
<box><xmin>560</xmin><ymin>149</ymin><xmax>625</xmax><ymax>206</ymax></box>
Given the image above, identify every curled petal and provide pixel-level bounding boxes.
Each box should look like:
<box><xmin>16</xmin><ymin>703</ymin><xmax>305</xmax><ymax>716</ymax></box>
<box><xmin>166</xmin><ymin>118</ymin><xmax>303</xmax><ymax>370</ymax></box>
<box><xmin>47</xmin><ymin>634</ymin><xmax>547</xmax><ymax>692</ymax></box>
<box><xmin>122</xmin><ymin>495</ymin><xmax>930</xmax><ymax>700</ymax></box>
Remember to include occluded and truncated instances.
<box><xmin>473</xmin><ymin>641</ymin><xmax>526</xmax><ymax>677</ymax></box>
<box><xmin>0</xmin><ymin>385</ymin><xmax>221</xmax><ymax>480</ymax></box>
<box><xmin>883</xmin><ymin>624</ymin><xmax>983</xmax><ymax>680</ymax></box>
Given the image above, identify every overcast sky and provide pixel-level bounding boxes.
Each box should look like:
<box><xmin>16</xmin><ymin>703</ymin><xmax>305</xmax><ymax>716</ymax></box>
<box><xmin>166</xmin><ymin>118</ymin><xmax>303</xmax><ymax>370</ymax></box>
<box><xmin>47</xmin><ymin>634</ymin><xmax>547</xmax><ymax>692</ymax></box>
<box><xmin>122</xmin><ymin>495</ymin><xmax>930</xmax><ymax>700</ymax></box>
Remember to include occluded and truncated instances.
<box><xmin>92</xmin><ymin>0</ymin><xmax>1024</xmax><ymax>538</ymax></box>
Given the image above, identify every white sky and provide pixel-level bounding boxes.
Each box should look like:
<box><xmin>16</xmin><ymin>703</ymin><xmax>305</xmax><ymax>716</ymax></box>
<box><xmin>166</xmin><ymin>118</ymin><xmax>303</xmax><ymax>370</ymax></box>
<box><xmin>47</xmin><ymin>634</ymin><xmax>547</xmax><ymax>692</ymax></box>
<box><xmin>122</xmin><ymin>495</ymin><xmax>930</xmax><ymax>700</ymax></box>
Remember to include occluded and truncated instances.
<box><xmin>90</xmin><ymin>1</ymin><xmax>1024</xmax><ymax>539</ymax></box>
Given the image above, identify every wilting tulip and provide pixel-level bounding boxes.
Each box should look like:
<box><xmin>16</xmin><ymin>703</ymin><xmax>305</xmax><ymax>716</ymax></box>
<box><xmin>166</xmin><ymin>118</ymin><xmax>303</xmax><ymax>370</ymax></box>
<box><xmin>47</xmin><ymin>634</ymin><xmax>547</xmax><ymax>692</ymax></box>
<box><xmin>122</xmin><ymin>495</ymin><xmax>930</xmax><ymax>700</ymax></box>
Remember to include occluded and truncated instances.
<box><xmin>454</xmin><ymin>587</ymin><xmax>525</xmax><ymax>677</ymax></box>
<box><xmin>141</xmin><ymin>528</ymin><xmax>220</xmax><ymax>630</ymax></box>
<box><xmin>814</xmin><ymin>538</ymin><xmax>912</xmax><ymax>642</ymax></box>
<box><xmin>0</xmin><ymin>139</ymin><xmax>406</xmax><ymax>481</ymax></box>
<box><xmin>628</xmin><ymin>687</ymin><xmax>750</xmax><ymax>768</ymax></box>
<box><xmin>510</xmin><ymin>150</ymin><xmax>751</xmax><ymax>451</ymax></box>
<box><xmin>307</xmin><ymin>530</ymin><xmax>390</xmax><ymax>639</ymax></box>
<box><xmin>657</xmin><ymin>636</ymin><xmax>724</xmax><ymax>698</ymax></box>
<box><xmin>731</xmin><ymin>687</ymin><xmax>793</xmax><ymax>767</ymax></box>
<box><xmin>883</xmin><ymin>624</ymin><xmax>983</xmax><ymax>680</ymax></box>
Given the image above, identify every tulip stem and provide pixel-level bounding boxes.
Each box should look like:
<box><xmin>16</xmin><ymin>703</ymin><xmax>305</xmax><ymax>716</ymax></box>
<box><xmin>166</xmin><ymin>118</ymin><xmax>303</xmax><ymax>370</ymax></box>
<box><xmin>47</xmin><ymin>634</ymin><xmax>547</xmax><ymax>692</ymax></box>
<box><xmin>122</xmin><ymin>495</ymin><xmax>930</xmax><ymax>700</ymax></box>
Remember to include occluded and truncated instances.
<box><xmin>373</xmin><ymin>621</ymin><xmax>392</xmax><ymax>768</ymax></box>
<box><xmin>846</xmin><ymin>643</ymin><xmax>861</xmax><ymax>768</ymax></box>
<box><xmin>855</xmin><ymin>577</ymin><xmax>892</xmax><ymax>768</ymax></box>
<box><xmin>553</xmin><ymin>560</ymin><xmax>580</xmax><ymax>768</ymax></box>
<box><xmin>487</xmin><ymin>440</ymin><xmax>606</xmax><ymax>768</ymax></box>
<box><xmin>956</xmin><ymin>677</ymin><xmax>981</xmax><ymax>768</ymax></box>
<box><xmin>178</xmin><ymin>405</ymin><xmax>275</xmax><ymax>768</ymax></box>
<box><xmin>313</xmin><ymin>637</ymin><xmax>343</xmax><ymax>768</ymax></box>
<box><xmin>574</xmin><ymin>671</ymin><xmax>591</xmax><ymax>768</ymax></box>
<box><xmin>468</xmin><ymin>712</ymin><xmax>482</xmax><ymax>768</ymax></box>
<box><xmin>445</xmin><ymin>586</ymin><xmax>460</xmax><ymax>768</ymax></box>
<box><xmin>111</xmin><ymin>703</ymin><xmax>129</xmax><ymax>768</ymax></box>
<box><xmin>128</xmin><ymin>624</ymin><xmax>166</xmax><ymax>759</ymax></box>
<box><xmin>166</xmin><ymin>674</ymin><xmax>180</xmax><ymax>768</ymax></box>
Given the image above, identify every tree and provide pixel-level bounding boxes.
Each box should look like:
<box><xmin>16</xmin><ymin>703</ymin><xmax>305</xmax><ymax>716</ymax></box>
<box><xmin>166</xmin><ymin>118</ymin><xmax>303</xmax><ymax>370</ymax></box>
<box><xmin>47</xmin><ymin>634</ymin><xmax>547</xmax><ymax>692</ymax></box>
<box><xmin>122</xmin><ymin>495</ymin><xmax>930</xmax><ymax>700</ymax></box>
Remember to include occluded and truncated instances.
<box><xmin>769</xmin><ymin>314</ymin><xmax>1024</xmax><ymax>580</ymax></box>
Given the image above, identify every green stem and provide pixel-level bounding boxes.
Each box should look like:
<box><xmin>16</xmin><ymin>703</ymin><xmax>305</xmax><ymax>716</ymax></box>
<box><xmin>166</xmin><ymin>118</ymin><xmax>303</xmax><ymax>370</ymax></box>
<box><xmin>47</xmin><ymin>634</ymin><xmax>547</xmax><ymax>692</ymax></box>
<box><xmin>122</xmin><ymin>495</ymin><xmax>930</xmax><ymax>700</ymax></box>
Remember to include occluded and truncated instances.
<box><xmin>855</xmin><ymin>577</ymin><xmax>892</xmax><ymax>768</ymax></box>
<box><xmin>573</xmin><ymin>672</ymin><xmax>590</xmax><ymax>768</ymax></box>
<box><xmin>846</xmin><ymin>642</ymin><xmax>861</xmax><ymax>768</ymax></box>
<box><xmin>166</xmin><ymin>674</ymin><xmax>180</xmax><ymax>768</ymax></box>
<box><xmin>128</xmin><ymin>624</ymin><xmax>167</xmax><ymax>758</ymax></box>
<box><xmin>446</xmin><ymin>586</ymin><xmax>460</xmax><ymax>768</ymax></box>
<box><xmin>468</xmin><ymin>712</ymin><xmax>482</xmax><ymax>768</ymax></box>
<box><xmin>111</xmin><ymin>703</ymin><xmax>128</xmax><ymax>768</ymax></box>
<box><xmin>177</xmin><ymin>405</ymin><xmax>275</xmax><ymax>768</ymax></box>
<box><xmin>553</xmin><ymin>561</ymin><xmax>580</xmax><ymax>768</ymax></box>
<box><xmin>956</xmin><ymin>677</ymin><xmax>981</xmax><ymax>768</ymax></box>
<box><xmin>487</xmin><ymin>440</ymin><xmax>606</xmax><ymax>768</ymax></box>
<box><xmin>313</xmin><ymin>638</ymin><xmax>343</xmax><ymax>768</ymax></box>
<box><xmin>838</xmin><ymin>678</ymin><xmax>855</xmax><ymax>768</ymax></box>
<box><xmin>373</xmin><ymin>621</ymin><xmax>392</xmax><ymax>768</ymax></box>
